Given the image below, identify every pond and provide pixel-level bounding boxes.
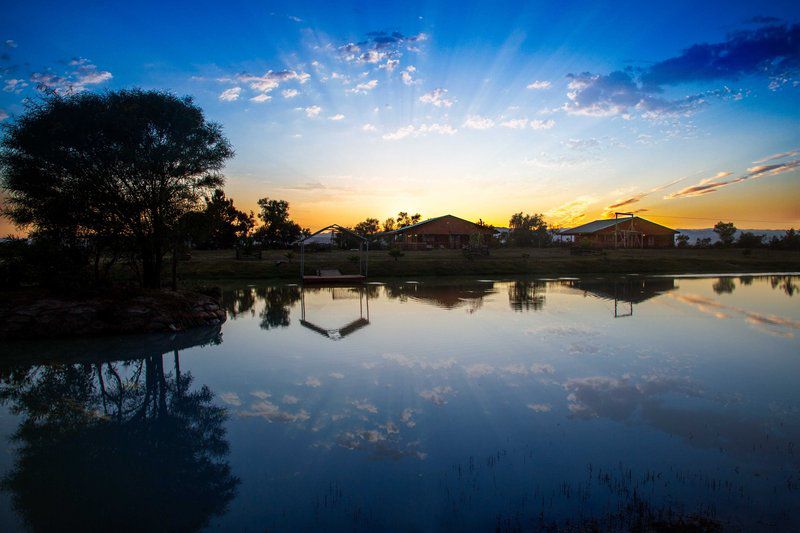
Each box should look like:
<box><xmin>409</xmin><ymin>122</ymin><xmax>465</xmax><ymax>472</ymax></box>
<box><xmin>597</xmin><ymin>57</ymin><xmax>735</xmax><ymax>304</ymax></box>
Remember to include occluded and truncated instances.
<box><xmin>0</xmin><ymin>275</ymin><xmax>798</xmax><ymax>531</ymax></box>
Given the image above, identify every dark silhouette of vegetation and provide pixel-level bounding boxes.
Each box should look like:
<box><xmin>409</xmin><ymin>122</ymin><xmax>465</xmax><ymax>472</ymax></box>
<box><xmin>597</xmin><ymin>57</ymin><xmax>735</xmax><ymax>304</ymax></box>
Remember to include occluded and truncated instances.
<box><xmin>508</xmin><ymin>280</ymin><xmax>546</xmax><ymax>311</ymax></box>
<box><xmin>253</xmin><ymin>197</ymin><xmax>306</xmax><ymax>248</ymax></box>
<box><xmin>508</xmin><ymin>212</ymin><xmax>551</xmax><ymax>247</ymax></box>
<box><xmin>257</xmin><ymin>285</ymin><xmax>301</xmax><ymax>329</ymax></box>
<box><xmin>353</xmin><ymin>218</ymin><xmax>381</xmax><ymax>237</ymax></box>
<box><xmin>396</xmin><ymin>212</ymin><xmax>422</xmax><ymax>228</ymax></box>
<box><xmin>713</xmin><ymin>221</ymin><xmax>737</xmax><ymax>247</ymax></box>
<box><xmin>183</xmin><ymin>189</ymin><xmax>254</xmax><ymax>249</ymax></box>
<box><xmin>676</xmin><ymin>234</ymin><xmax>690</xmax><ymax>248</ymax></box>
<box><xmin>0</xmin><ymin>89</ymin><xmax>234</xmax><ymax>289</ymax></box>
<box><xmin>736</xmin><ymin>231</ymin><xmax>764</xmax><ymax>249</ymax></box>
<box><xmin>0</xmin><ymin>352</ymin><xmax>239</xmax><ymax>531</ymax></box>
<box><xmin>388</xmin><ymin>248</ymin><xmax>404</xmax><ymax>261</ymax></box>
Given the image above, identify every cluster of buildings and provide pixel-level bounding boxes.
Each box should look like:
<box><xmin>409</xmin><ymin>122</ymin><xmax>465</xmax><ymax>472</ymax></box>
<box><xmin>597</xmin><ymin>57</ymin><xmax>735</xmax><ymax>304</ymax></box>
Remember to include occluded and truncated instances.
<box><xmin>370</xmin><ymin>214</ymin><xmax>678</xmax><ymax>250</ymax></box>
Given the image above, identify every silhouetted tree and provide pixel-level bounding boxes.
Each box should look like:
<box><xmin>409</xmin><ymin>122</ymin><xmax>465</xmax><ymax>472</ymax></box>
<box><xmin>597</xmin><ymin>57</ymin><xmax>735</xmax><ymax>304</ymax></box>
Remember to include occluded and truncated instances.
<box><xmin>736</xmin><ymin>231</ymin><xmax>764</xmax><ymax>249</ymax></box>
<box><xmin>676</xmin><ymin>234</ymin><xmax>690</xmax><ymax>248</ymax></box>
<box><xmin>509</xmin><ymin>212</ymin><xmax>550</xmax><ymax>247</ymax></box>
<box><xmin>382</xmin><ymin>218</ymin><xmax>396</xmax><ymax>232</ymax></box>
<box><xmin>0</xmin><ymin>90</ymin><xmax>234</xmax><ymax>289</ymax></box>
<box><xmin>354</xmin><ymin>218</ymin><xmax>381</xmax><ymax>237</ymax></box>
<box><xmin>184</xmin><ymin>189</ymin><xmax>254</xmax><ymax>249</ymax></box>
<box><xmin>396</xmin><ymin>212</ymin><xmax>421</xmax><ymax>228</ymax></box>
<box><xmin>253</xmin><ymin>198</ymin><xmax>303</xmax><ymax>248</ymax></box>
<box><xmin>713</xmin><ymin>221</ymin><xmax>737</xmax><ymax>246</ymax></box>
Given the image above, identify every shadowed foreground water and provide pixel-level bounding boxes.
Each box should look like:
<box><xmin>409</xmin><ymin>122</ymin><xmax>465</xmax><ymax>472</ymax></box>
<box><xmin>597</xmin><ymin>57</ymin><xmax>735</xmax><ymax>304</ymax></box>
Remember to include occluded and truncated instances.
<box><xmin>0</xmin><ymin>275</ymin><xmax>798</xmax><ymax>531</ymax></box>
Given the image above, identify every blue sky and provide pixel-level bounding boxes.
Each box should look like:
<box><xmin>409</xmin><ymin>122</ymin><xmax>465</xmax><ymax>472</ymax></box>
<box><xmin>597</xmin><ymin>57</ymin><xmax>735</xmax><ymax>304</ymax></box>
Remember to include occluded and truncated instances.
<box><xmin>1</xmin><ymin>0</ymin><xmax>799</xmax><ymax>230</ymax></box>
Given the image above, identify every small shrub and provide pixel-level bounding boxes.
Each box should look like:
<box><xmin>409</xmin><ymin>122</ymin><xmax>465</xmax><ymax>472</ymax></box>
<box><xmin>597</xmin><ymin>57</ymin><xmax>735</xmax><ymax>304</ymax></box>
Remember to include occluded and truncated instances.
<box><xmin>348</xmin><ymin>255</ymin><xmax>360</xmax><ymax>264</ymax></box>
<box><xmin>388</xmin><ymin>248</ymin><xmax>404</xmax><ymax>261</ymax></box>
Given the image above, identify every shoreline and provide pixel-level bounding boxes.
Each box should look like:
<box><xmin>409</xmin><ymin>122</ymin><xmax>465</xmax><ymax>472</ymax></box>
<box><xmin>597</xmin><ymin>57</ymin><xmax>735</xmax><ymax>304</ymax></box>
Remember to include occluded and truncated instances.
<box><xmin>0</xmin><ymin>289</ymin><xmax>226</xmax><ymax>341</ymax></box>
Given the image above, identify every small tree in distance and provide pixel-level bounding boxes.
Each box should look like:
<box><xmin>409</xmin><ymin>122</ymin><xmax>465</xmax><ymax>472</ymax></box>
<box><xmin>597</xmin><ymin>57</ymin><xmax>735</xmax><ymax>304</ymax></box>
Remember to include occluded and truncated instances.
<box><xmin>713</xmin><ymin>221</ymin><xmax>737</xmax><ymax>246</ymax></box>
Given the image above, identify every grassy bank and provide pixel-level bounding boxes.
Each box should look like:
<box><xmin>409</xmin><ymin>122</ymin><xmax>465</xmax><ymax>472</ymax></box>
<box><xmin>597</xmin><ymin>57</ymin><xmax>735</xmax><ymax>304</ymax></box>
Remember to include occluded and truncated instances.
<box><xmin>170</xmin><ymin>247</ymin><xmax>800</xmax><ymax>281</ymax></box>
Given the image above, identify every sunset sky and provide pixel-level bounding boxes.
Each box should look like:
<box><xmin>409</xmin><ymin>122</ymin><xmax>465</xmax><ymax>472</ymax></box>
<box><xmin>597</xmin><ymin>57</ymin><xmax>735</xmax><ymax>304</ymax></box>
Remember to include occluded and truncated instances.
<box><xmin>1</xmin><ymin>0</ymin><xmax>799</xmax><ymax>234</ymax></box>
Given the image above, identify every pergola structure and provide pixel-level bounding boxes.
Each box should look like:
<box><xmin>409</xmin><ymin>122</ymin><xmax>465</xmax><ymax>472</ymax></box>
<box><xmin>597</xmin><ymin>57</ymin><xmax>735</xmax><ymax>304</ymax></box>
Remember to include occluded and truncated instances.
<box><xmin>298</xmin><ymin>224</ymin><xmax>369</xmax><ymax>283</ymax></box>
<box><xmin>613</xmin><ymin>212</ymin><xmax>643</xmax><ymax>249</ymax></box>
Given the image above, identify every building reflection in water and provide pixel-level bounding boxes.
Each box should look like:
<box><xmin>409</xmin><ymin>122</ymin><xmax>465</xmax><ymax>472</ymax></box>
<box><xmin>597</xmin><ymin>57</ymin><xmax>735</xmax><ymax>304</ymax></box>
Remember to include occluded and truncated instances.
<box><xmin>563</xmin><ymin>277</ymin><xmax>677</xmax><ymax>317</ymax></box>
<box><xmin>0</xmin><ymin>327</ymin><xmax>239</xmax><ymax>532</ymax></box>
<box><xmin>300</xmin><ymin>287</ymin><xmax>371</xmax><ymax>340</ymax></box>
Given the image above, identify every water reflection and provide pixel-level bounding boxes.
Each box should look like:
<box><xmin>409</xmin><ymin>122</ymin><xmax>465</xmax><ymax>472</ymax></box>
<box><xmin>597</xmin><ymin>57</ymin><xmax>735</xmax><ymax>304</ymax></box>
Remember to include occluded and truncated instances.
<box><xmin>508</xmin><ymin>280</ymin><xmax>546</xmax><ymax>311</ymax></box>
<box><xmin>300</xmin><ymin>287</ymin><xmax>370</xmax><ymax>340</ymax></box>
<box><xmin>0</xmin><ymin>330</ymin><xmax>238</xmax><ymax>532</ymax></box>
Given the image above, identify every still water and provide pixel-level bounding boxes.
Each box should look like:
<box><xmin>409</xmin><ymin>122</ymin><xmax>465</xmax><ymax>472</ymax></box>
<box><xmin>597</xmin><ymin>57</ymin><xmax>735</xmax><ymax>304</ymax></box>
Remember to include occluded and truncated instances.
<box><xmin>0</xmin><ymin>275</ymin><xmax>798</xmax><ymax>531</ymax></box>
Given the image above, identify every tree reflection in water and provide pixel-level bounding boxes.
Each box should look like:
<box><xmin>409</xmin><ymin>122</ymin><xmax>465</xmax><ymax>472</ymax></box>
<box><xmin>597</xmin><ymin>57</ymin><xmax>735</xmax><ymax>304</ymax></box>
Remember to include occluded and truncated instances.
<box><xmin>0</xmin><ymin>344</ymin><xmax>239</xmax><ymax>532</ymax></box>
<box><xmin>508</xmin><ymin>281</ymin><xmax>546</xmax><ymax>311</ymax></box>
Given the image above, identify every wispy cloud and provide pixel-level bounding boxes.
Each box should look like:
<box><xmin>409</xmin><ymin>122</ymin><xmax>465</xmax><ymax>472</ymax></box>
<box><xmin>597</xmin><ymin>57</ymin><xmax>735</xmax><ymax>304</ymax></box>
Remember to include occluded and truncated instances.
<box><xmin>602</xmin><ymin>176</ymin><xmax>686</xmax><ymax>216</ymax></box>
<box><xmin>347</xmin><ymin>79</ymin><xmax>378</xmax><ymax>94</ymax></box>
<box><xmin>328</xmin><ymin>113</ymin><xmax>345</xmax><ymax>121</ymax></box>
<box><xmin>401</xmin><ymin>65</ymin><xmax>418</xmax><ymax>85</ymax></box>
<box><xmin>304</xmin><ymin>105</ymin><xmax>322</xmax><ymax>118</ymax></box>
<box><xmin>29</xmin><ymin>57</ymin><xmax>112</xmax><ymax>94</ymax></box>
<box><xmin>382</xmin><ymin>123</ymin><xmax>457</xmax><ymax>140</ymax></box>
<box><xmin>282</xmin><ymin>88</ymin><xmax>298</xmax><ymax>99</ymax></box>
<box><xmin>419</xmin><ymin>88</ymin><xmax>453</xmax><ymax>107</ymax></box>
<box><xmin>462</xmin><ymin>115</ymin><xmax>494</xmax><ymax>129</ymax></box>
<box><xmin>664</xmin><ymin>159</ymin><xmax>799</xmax><ymax>199</ymax></box>
<box><xmin>218</xmin><ymin>87</ymin><xmax>241</xmax><ymax>101</ymax></box>
<box><xmin>527</xmin><ymin>80</ymin><xmax>551</xmax><ymax>90</ymax></box>
<box><xmin>545</xmin><ymin>196</ymin><xmax>597</xmax><ymax>227</ymax></box>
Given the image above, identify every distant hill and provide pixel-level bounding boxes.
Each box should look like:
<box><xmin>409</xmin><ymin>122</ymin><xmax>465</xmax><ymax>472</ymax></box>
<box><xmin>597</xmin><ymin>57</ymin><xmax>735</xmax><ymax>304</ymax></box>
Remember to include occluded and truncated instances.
<box><xmin>676</xmin><ymin>228</ymin><xmax>789</xmax><ymax>244</ymax></box>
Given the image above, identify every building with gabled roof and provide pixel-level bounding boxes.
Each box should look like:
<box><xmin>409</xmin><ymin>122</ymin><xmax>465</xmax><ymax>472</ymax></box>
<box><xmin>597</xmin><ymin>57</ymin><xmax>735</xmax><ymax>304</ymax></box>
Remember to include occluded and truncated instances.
<box><xmin>559</xmin><ymin>216</ymin><xmax>678</xmax><ymax>248</ymax></box>
<box><xmin>379</xmin><ymin>214</ymin><xmax>496</xmax><ymax>250</ymax></box>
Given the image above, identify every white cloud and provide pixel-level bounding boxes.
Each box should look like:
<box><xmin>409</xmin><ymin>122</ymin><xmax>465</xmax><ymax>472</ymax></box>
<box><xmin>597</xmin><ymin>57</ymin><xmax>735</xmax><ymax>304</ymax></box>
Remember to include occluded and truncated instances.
<box><xmin>0</xmin><ymin>110</ymin><xmax>8</xmax><ymax>122</ymax></box>
<box><xmin>219</xmin><ymin>87</ymin><xmax>241</xmax><ymax>101</ymax></box>
<box><xmin>234</xmin><ymin>69</ymin><xmax>309</xmax><ymax>94</ymax></box>
<box><xmin>348</xmin><ymin>79</ymin><xmax>378</xmax><ymax>94</ymax></box>
<box><xmin>30</xmin><ymin>58</ymin><xmax>112</xmax><ymax>95</ymax></box>
<box><xmin>530</xmin><ymin>119</ymin><xmax>555</xmax><ymax>130</ymax></box>
<box><xmin>419</xmin><ymin>88</ymin><xmax>453</xmax><ymax>107</ymax></box>
<box><xmin>304</xmin><ymin>105</ymin><xmax>322</xmax><ymax>118</ymax></box>
<box><xmin>362</xmin><ymin>123</ymin><xmax>377</xmax><ymax>132</ymax></box>
<box><xmin>3</xmin><ymin>79</ymin><xmax>27</xmax><ymax>93</ymax></box>
<box><xmin>497</xmin><ymin>117</ymin><xmax>555</xmax><ymax>130</ymax></box>
<box><xmin>401</xmin><ymin>65</ymin><xmax>418</xmax><ymax>85</ymax></box>
<box><xmin>329</xmin><ymin>113</ymin><xmax>345</xmax><ymax>121</ymax></box>
<box><xmin>463</xmin><ymin>115</ymin><xmax>495</xmax><ymax>130</ymax></box>
<box><xmin>282</xmin><ymin>88</ymin><xmax>298</xmax><ymax>98</ymax></box>
<box><xmin>379</xmin><ymin>59</ymin><xmax>400</xmax><ymax>72</ymax></box>
<box><xmin>500</xmin><ymin>118</ymin><xmax>528</xmax><ymax>129</ymax></box>
<box><xmin>527</xmin><ymin>80</ymin><xmax>551</xmax><ymax>90</ymax></box>
<box><xmin>527</xmin><ymin>403</ymin><xmax>552</xmax><ymax>412</ymax></box>
<box><xmin>250</xmin><ymin>93</ymin><xmax>271</xmax><ymax>103</ymax></box>
<box><xmin>382</xmin><ymin>123</ymin><xmax>457</xmax><ymax>140</ymax></box>
<box><xmin>5</xmin><ymin>39</ymin><xmax>17</xmax><ymax>48</ymax></box>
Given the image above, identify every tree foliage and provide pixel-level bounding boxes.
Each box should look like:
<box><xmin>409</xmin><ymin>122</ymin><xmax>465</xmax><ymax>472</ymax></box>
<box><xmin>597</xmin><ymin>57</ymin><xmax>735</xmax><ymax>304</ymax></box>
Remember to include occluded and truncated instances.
<box><xmin>0</xmin><ymin>89</ymin><xmax>233</xmax><ymax>288</ymax></box>
<box><xmin>253</xmin><ymin>197</ymin><xmax>304</xmax><ymax>248</ymax></box>
<box><xmin>713</xmin><ymin>221</ymin><xmax>737</xmax><ymax>246</ymax></box>
<box><xmin>183</xmin><ymin>189</ymin><xmax>254</xmax><ymax>249</ymax></box>
<box><xmin>353</xmin><ymin>218</ymin><xmax>381</xmax><ymax>237</ymax></box>
<box><xmin>508</xmin><ymin>212</ymin><xmax>551</xmax><ymax>247</ymax></box>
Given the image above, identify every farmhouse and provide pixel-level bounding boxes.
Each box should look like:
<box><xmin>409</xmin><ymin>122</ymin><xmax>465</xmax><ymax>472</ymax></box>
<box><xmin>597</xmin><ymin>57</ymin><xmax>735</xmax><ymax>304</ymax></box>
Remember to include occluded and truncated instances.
<box><xmin>559</xmin><ymin>216</ymin><xmax>678</xmax><ymax>248</ymax></box>
<box><xmin>380</xmin><ymin>214</ymin><xmax>496</xmax><ymax>250</ymax></box>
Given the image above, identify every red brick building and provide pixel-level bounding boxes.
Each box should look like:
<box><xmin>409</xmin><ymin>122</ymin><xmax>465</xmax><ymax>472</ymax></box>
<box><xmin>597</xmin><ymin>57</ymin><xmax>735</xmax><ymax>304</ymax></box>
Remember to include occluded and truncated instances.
<box><xmin>559</xmin><ymin>216</ymin><xmax>678</xmax><ymax>248</ymax></box>
<box><xmin>381</xmin><ymin>214</ymin><xmax>496</xmax><ymax>250</ymax></box>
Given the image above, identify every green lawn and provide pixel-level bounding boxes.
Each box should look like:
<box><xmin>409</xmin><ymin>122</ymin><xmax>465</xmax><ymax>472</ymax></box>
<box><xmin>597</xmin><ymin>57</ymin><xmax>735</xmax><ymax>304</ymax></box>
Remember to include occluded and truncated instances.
<box><xmin>169</xmin><ymin>247</ymin><xmax>800</xmax><ymax>282</ymax></box>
